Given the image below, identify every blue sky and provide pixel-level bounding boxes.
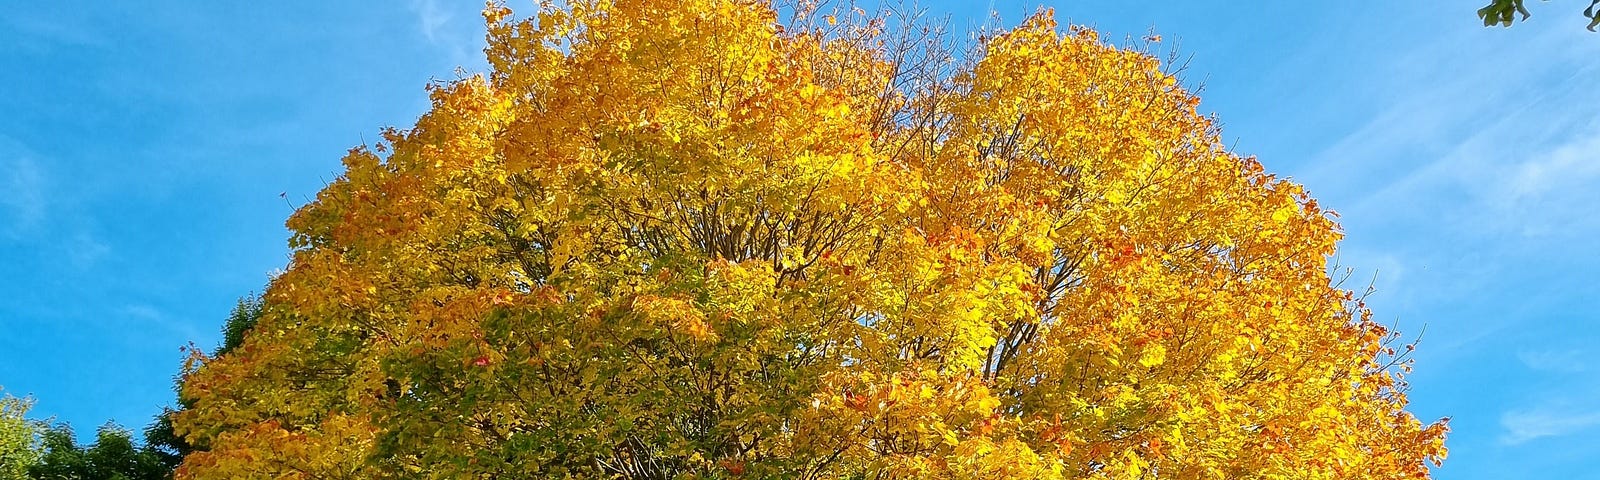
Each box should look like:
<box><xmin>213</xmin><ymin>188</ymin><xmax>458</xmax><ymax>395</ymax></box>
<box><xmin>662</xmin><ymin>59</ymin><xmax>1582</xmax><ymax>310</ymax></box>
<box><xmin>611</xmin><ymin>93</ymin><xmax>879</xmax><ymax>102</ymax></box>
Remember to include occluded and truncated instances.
<box><xmin>2</xmin><ymin>1</ymin><xmax>1596</xmax><ymax>477</ymax></box>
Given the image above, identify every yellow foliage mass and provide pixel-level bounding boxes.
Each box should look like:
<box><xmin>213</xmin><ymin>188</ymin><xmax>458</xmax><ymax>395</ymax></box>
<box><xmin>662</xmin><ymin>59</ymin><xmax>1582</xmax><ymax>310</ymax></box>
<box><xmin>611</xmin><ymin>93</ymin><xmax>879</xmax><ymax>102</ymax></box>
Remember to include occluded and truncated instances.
<box><xmin>174</xmin><ymin>1</ymin><xmax>1447</xmax><ymax>478</ymax></box>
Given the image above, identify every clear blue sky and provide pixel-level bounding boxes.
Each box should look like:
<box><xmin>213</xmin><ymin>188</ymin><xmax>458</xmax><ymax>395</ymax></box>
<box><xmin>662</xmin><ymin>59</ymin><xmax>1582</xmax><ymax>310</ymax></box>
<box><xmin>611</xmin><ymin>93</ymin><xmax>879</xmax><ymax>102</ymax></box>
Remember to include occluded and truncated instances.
<box><xmin>2</xmin><ymin>2</ymin><xmax>1596</xmax><ymax>477</ymax></box>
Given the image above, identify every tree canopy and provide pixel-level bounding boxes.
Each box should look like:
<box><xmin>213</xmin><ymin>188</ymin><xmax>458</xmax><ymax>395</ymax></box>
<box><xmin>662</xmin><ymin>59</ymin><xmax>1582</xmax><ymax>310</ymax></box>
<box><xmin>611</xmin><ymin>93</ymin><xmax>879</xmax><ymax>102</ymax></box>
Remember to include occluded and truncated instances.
<box><xmin>28</xmin><ymin>424</ymin><xmax>169</xmax><ymax>480</ymax></box>
<box><xmin>172</xmin><ymin>1</ymin><xmax>1449</xmax><ymax>478</ymax></box>
<box><xmin>0</xmin><ymin>393</ymin><xmax>172</xmax><ymax>480</ymax></box>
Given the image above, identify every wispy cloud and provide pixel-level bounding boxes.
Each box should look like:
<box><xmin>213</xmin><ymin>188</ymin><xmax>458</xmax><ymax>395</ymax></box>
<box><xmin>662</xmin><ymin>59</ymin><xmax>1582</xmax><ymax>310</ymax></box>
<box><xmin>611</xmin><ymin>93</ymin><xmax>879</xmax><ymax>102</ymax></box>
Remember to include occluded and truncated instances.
<box><xmin>66</xmin><ymin>232</ymin><xmax>109</xmax><ymax>269</ymax></box>
<box><xmin>407</xmin><ymin>0</ymin><xmax>484</xmax><ymax>70</ymax></box>
<box><xmin>1517</xmin><ymin>348</ymin><xmax>1590</xmax><ymax>374</ymax></box>
<box><xmin>1488</xmin><ymin>121</ymin><xmax>1600</xmax><ymax>238</ymax></box>
<box><xmin>409</xmin><ymin>0</ymin><xmax>453</xmax><ymax>44</ymax></box>
<box><xmin>1501</xmin><ymin>406</ymin><xmax>1600</xmax><ymax>445</ymax></box>
<box><xmin>1296</xmin><ymin>26</ymin><xmax>1600</xmax><ymax>233</ymax></box>
<box><xmin>121</xmin><ymin>304</ymin><xmax>201</xmax><ymax>341</ymax></box>
<box><xmin>0</xmin><ymin>138</ymin><xmax>48</xmax><ymax>239</ymax></box>
<box><xmin>1284</xmin><ymin>25</ymin><xmax>1600</xmax><ymax>360</ymax></box>
<box><xmin>1</xmin><ymin>11</ymin><xmax>108</xmax><ymax>51</ymax></box>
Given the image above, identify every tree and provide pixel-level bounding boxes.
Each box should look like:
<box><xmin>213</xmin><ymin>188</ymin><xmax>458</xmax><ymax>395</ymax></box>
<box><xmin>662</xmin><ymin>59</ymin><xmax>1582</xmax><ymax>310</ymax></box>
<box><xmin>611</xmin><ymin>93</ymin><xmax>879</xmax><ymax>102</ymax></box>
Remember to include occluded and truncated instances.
<box><xmin>29</xmin><ymin>423</ymin><xmax>168</xmax><ymax>480</ymax></box>
<box><xmin>1</xmin><ymin>390</ymin><xmax>177</xmax><ymax>480</ymax></box>
<box><xmin>173</xmin><ymin>1</ymin><xmax>1449</xmax><ymax>478</ymax></box>
<box><xmin>1478</xmin><ymin>0</ymin><xmax>1600</xmax><ymax>30</ymax></box>
<box><xmin>0</xmin><ymin>393</ymin><xmax>42</xmax><ymax>480</ymax></box>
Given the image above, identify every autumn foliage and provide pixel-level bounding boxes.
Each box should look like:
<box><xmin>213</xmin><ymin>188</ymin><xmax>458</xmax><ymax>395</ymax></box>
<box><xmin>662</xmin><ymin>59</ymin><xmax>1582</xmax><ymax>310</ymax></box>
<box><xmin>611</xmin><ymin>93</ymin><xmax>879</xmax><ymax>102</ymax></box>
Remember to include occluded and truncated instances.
<box><xmin>173</xmin><ymin>1</ymin><xmax>1448</xmax><ymax>478</ymax></box>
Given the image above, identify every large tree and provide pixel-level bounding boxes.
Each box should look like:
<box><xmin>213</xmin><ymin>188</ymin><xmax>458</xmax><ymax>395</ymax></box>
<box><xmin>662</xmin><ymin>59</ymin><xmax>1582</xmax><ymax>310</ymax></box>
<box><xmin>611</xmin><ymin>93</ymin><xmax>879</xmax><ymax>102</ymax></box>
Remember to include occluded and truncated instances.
<box><xmin>174</xmin><ymin>1</ymin><xmax>1449</xmax><ymax>478</ymax></box>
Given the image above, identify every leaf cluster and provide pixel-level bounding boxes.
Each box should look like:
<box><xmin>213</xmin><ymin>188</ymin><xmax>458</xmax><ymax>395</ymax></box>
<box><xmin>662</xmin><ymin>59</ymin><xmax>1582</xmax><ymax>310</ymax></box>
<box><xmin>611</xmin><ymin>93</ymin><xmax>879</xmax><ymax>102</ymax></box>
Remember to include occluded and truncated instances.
<box><xmin>1478</xmin><ymin>0</ymin><xmax>1600</xmax><ymax>30</ymax></box>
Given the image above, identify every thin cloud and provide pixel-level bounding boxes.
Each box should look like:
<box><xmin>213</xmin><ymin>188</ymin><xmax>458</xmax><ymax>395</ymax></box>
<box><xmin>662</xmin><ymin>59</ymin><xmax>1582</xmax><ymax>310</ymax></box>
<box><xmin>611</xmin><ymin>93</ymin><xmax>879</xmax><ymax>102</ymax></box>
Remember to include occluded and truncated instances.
<box><xmin>0</xmin><ymin>139</ymin><xmax>47</xmax><ymax>239</ymax></box>
<box><xmin>410</xmin><ymin>0</ymin><xmax>452</xmax><ymax>44</ymax></box>
<box><xmin>1491</xmin><ymin>121</ymin><xmax>1600</xmax><ymax>238</ymax></box>
<box><xmin>66</xmin><ymin>232</ymin><xmax>109</xmax><ymax>269</ymax></box>
<box><xmin>1</xmin><ymin>11</ymin><xmax>108</xmax><ymax>50</ymax></box>
<box><xmin>1296</xmin><ymin>26</ymin><xmax>1600</xmax><ymax>235</ymax></box>
<box><xmin>407</xmin><ymin>0</ymin><xmax>484</xmax><ymax>69</ymax></box>
<box><xmin>1516</xmin><ymin>348</ymin><xmax>1590</xmax><ymax>374</ymax></box>
<box><xmin>120</xmin><ymin>304</ymin><xmax>202</xmax><ymax>341</ymax></box>
<box><xmin>1283</xmin><ymin>26</ymin><xmax>1600</xmax><ymax>358</ymax></box>
<box><xmin>1501</xmin><ymin>407</ymin><xmax>1600</xmax><ymax>445</ymax></box>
